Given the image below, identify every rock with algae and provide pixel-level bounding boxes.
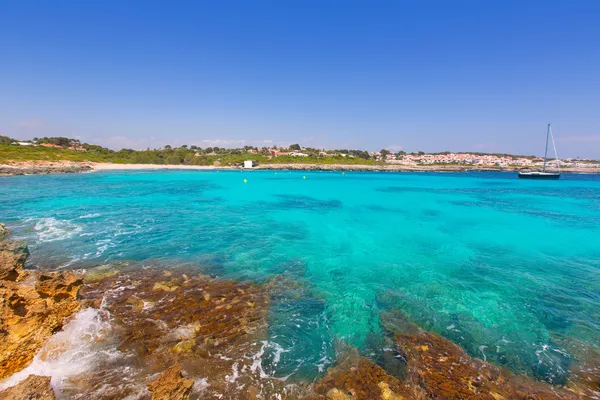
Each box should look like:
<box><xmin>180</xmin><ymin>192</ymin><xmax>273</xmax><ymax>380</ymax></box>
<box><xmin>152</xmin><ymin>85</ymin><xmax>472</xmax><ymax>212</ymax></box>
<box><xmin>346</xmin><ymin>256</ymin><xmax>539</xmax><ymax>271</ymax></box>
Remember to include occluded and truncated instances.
<box><xmin>0</xmin><ymin>223</ymin><xmax>9</xmax><ymax>241</ymax></box>
<box><xmin>308</xmin><ymin>349</ymin><xmax>424</xmax><ymax>400</ymax></box>
<box><xmin>395</xmin><ymin>324</ymin><xmax>580</xmax><ymax>400</ymax></box>
<box><xmin>306</xmin><ymin>310</ymin><xmax>585</xmax><ymax>400</ymax></box>
<box><xmin>76</xmin><ymin>267</ymin><xmax>288</xmax><ymax>398</ymax></box>
<box><xmin>0</xmin><ymin>374</ymin><xmax>55</xmax><ymax>400</ymax></box>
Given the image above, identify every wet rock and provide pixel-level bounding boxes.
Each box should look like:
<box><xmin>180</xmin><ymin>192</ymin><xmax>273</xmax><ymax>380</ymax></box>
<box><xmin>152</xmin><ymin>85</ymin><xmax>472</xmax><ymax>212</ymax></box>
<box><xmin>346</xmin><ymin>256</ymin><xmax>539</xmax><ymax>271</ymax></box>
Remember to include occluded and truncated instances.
<box><xmin>147</xmin><ymin>364</ymin><xmax>194</xmax><ymax>400</ymax></box>
<box><xmin>0</xmin><ymin>223</ymin><xmax>8</xmax><ymax>240</ymax></box>
<box><xmin>0</xmin><ymin>374</ymin><xmax>56</xmax><ymax>399</ymax></box>
<box><xmin>395</xmin><ymin>328</ymin><xmax>579</xmax><ymax>400</ymax></box>
<box><xmin>312</xmin><ymin>353</ymin><xmax>419</xmax><ymax>400</ymax></box>
<box><xmin>83</xmin><ymin>263</ymin><xmax>125</xmax><ymax>284</ymax></box>
<box><xmin>0</xmin><ymin>233</ymin><xmax>83</xmax><ymax>379</ymax></box>
<box><xmin>326</xmin><ymin>388</ymin><xmax>353</xmax><ymax>400</ymax></box>
<box><xmin>77</xmin><ymin>268</ymin><xmax>280</xmax><ymax>398</ymax></box>
<box><xmin>552</xmin><ymin>334</ymin><xmax>600</xmax><ymax>398</ymax></box>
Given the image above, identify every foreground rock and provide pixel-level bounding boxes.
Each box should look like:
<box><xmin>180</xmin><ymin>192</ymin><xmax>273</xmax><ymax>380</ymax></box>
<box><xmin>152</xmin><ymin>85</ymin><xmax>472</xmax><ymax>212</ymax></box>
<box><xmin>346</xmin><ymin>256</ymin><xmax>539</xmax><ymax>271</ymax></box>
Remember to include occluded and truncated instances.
<box><xmin>69</xmin><ymin>266</ymin><xmax>282</xmax><ymax>398</ymax></box>
<box><xmin>0</xmin><ymin>223</ymin><xmax>8</xmax><ymax>240</ymax></box>
<box><xmin>307</xmin><ymin>310</ymin><xmax>583</xmax><ymax>400</ymax></box>
<box><xmin>0</xmin><ymin>239</ymin><xmax>29</xmax><ymax>281</ymax></box>
<box><xmin>308</xmin><ymin>350</ymin><xmax>422</xmax><ymax>400</ymax></box>
<box><xmin>147</xmin><ymin>364</ymin><xmax>194</xmax><ymax>400</ymax></box>
<box><xmin>0</xmin><ymin>375</ymin><xmax>55</xmax><ymax>400</ymax></box>
<box><xmin>0</xmin><ymin>229</ymin><xmax>83</xmax><ymax>379</ymax></box>
<box><xmin>395</xmin><ymin>328</ymin><xmax>578</xmax><ymax>400</ymax></box>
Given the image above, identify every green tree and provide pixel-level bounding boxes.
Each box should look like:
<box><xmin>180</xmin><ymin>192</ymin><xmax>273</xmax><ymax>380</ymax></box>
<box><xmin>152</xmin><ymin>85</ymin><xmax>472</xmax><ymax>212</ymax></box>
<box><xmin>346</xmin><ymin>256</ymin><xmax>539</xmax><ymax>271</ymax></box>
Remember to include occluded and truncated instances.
<box><xmin>380</xmin><ymin>149</ymin><xmax>390</xmax><ymax>159</ymax></box>
<box><xmin>0</xmin><ymin>135</ymin><xmax>13</xmax><ymax>145</ymax></box>
<box><xmin>289</xmin><ymin>144</ymin><xmax>301</xmax><ymax>151</ymax></box>
<box><xmin>165</xmin><ymin>154</ymin><xmax>182</xmax><ymax>164</ymax></box>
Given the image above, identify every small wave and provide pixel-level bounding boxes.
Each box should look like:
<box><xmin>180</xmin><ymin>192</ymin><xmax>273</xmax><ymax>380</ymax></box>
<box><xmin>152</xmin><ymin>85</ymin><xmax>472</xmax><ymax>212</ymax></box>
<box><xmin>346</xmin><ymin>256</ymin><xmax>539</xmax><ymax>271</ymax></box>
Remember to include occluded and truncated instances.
<box><xmin>0</xmin><ymin>308</ymin><xmax>113</xmax><ymax>392</ymax></box>
<box><xmin>78</xmin><ymin>213</ymin><xmax>101</xmax><ymax>219</ymax></box>
<box><xmin>33</xmin><ymin>217</ymin><xmax>83</xmax><ymax>243</ymax></box>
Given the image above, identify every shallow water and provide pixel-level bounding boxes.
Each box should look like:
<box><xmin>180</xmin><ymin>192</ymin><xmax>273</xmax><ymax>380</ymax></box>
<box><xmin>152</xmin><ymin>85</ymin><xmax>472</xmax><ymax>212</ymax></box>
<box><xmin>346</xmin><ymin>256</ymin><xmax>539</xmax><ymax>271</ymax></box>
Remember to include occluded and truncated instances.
<box><xmin>1</xmin><ymin>170</ymin><xmax>599</xmax><ymax>385</ymax></box>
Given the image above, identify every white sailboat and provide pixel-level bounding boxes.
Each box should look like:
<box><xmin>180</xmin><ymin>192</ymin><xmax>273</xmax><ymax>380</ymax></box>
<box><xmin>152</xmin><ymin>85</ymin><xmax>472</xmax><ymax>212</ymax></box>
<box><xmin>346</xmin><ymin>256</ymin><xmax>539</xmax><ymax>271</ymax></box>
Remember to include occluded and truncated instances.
<box><xmin>518</xmin><ymin>124</ymin><xmax>561</xmax><ymax>180</ymax></box>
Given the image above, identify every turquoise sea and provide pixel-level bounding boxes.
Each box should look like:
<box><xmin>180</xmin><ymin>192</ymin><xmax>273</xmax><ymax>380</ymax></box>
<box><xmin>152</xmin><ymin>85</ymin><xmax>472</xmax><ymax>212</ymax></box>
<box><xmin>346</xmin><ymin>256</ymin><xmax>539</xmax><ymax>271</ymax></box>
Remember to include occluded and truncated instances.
<box><xmin>1</xmin><ymin>170</ymin><xmax>599</xmax><ymax>384</ymax></box>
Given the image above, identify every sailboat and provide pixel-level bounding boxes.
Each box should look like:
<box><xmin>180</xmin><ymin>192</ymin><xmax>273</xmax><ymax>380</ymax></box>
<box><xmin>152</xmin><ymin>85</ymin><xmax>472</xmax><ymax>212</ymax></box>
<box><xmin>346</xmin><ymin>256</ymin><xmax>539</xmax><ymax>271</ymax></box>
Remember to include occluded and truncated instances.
<box><xmin>518</xmin><ymin>124</ymin><xmax>561</xmax><ymax>180</ymax></box>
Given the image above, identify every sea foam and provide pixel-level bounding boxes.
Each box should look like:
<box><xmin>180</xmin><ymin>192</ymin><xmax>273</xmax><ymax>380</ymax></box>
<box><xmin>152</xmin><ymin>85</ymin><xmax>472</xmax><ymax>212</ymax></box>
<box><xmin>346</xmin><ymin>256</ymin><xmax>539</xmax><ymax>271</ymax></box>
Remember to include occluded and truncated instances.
<box><xmin>0</xmin><ymin>308</ymin><xmax>113</xmax><ymax>392</ymax></box>
<box><xmin>33</xmin><ymin>217</ymin><xmax>83</xmax><ymax>243</ymax></box>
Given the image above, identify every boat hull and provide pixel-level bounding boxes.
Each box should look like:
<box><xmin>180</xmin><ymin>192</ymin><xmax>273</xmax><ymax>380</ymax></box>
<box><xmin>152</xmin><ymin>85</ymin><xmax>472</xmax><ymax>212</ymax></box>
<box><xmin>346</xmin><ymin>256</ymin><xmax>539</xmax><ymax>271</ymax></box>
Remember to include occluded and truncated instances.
<box><xmin>518</xmin><ymin>172</ymin><xmax>560</xmax><ymax>180</ymax></box>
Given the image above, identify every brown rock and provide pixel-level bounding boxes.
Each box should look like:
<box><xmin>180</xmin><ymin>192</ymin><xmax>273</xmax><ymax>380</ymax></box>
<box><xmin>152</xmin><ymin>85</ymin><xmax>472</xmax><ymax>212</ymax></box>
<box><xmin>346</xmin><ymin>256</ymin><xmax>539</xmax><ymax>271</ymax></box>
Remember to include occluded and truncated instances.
<box><xmin>147</xmin><ymin>365</ymin><xmax>194</xmax><ymax>400</ymax></box>
<box><xmin>313</xmin><ymin>355</ymin><xmax>420</xmax><ymax>400</ymax></box>
<box><xmin>396</xmin><ymin>328</ymin><xmax>579</xmax><ymax>400</ymax></box>
<box><xmin>0</xmin><ymin>223</ymin><xmax>8</xmax><ymax>240</ymax></box>
<box><xmin>0</xmin><ymin>241</ymin><xmax>83</xmax><ymax>379</ymax></box>
<box><xmin>35</xmin><ymin>271</ymin><xmax>83</xmax><ymax>301</ymax></box>
<box><xmin>0</xmin><ymin>375</ymin><xmax>56</xmax><ymax>399</ymax></box>
<box><xmin>77</xmin><ymin>268</ymin><xmax>279</xmax><ymax>399</ymax></box>
<box><xmin>0</xmin><ymin>240</ymin><xmax>29</xmax><ymax>282</ymax></box>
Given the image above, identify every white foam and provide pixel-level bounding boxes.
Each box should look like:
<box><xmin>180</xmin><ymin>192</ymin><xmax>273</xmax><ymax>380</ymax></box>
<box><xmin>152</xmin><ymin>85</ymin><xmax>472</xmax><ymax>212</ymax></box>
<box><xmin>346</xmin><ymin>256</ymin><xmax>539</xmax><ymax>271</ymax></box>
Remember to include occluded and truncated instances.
<box><xmin>192</xmin><ymin>378</ymin><xmax>210</xmax><ymax>395</ymax></box>
<box><xmin>33</xmin><ymin>217</ymin><xmax>83</xmax><ymax>243</ymax></box>
<box><xmin>479</xmin><ymin>345</ymin><xmax>488</xmax><ymax>362</ymax></box>
<box><xmin>78</xmin><ymin>213</ymin><xmax>101</xmax><ymax>219</ymax></box>
<box><xmin>225</xmin><ymin>362</ymin><xmax>240</xmax><ymax>383</ymax></box>
<box><xmin>0</xmin><ymin>308</ymin><xmax>113</xmax><ymax>392</ymax></box>
<box><xmin>270</xmin><ymin>342</ymin><xmax>290</xmax><ymax>366</ymax></box>
<box><xmin>250</xmin><ymin>341</ymin><xmax>269</xmax><ymax>378</ymax></box>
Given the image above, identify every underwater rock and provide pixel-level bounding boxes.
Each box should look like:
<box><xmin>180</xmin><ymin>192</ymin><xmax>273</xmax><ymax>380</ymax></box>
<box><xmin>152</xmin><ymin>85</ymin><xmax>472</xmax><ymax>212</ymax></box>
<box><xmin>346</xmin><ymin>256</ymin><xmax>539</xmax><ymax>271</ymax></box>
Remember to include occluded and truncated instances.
<box><xmin>83</xmin><ymin>263</ymin><xmax>126</xmax><ymax>284</ymax></box>
<box><xmin>147</xmin><ymin>364</ymin><xmax>194</xmax><ymax>400</ymax></box>
<box><xmin>311</xmin><ymin>350</ymin><xmax>422</xmax><ymax>400</ymax></box>
<box><xmin>551</xmin><ymin>334</ymin><xmax>600</xmax><ymax>398</ymax></box>
<box><xmin>395</xmin><ymin>328</ymin><xmax>579</xmax><ymax>400</ymax></box>
<box><xmin>0</xmin><ymin>231</ymin><xmax>83</xmax><ymax>379</ymax></box>
<box><xmin>0</xmin><ymin>223</ymin><xmax>8</xmax><ymax>241</ymax></box>
<box><xmin>0</xmin><ymin>374</ymin><xmax>55</xmax><ymax>399</ymax></box>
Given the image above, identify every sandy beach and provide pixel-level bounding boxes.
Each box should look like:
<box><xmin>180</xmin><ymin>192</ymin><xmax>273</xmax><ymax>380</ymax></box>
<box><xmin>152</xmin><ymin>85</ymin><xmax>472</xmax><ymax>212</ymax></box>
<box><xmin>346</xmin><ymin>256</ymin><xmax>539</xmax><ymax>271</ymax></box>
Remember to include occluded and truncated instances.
<box><xmin>1</xmin><ymin>160</ymin><xmax>599</xmax><ymax>175</ymax></box>
<box><xmin>91</xmin><ymin>163</ymin><xmax>223</xmax><ymax>171</ymax></box>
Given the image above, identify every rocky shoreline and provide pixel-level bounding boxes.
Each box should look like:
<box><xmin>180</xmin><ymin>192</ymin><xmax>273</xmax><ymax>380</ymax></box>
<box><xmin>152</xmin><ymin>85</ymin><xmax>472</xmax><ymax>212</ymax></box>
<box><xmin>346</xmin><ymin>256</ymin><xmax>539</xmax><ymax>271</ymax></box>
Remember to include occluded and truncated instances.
<box><xmin>0</xmin><ymin>162</ymin><xmax>93</xmax><ymax>176</ymax></box>
<box><xmin>1</xmin><ymin>161</ymin><xmax>599</xmax><ymax>175</ymax></box>
<box><xmin>0</xmin><ymin>223</ymin><xmax>597</xmax><ymax>399</ymax></box>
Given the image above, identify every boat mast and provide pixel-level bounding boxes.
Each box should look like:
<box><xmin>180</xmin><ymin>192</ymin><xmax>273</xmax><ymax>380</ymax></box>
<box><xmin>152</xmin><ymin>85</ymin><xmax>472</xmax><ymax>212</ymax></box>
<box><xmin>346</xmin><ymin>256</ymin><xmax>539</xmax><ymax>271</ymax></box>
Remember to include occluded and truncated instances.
<box><xmin>542</xmin><ymin>123</ymin><xmax>550</xmax><ymax>172</ymax></box>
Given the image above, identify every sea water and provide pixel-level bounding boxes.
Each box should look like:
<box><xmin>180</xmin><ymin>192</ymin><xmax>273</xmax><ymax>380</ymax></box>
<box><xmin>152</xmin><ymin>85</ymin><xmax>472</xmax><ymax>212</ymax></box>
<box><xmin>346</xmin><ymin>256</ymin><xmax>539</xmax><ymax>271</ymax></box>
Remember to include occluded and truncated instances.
<box><xmin>1</xmin><ymin>170</ymin><xmax>599</xmax><ymax>384</ymax></box>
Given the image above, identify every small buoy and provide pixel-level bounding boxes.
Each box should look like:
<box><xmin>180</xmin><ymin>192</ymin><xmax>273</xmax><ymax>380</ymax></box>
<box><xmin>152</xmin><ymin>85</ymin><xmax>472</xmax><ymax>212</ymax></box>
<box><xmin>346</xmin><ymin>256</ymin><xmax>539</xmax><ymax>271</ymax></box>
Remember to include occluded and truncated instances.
<box><xmin>303</xmin><ymin>176</ymin><xmax>306</xmax><ymax>179</ymax></box>
<box><xmin>243</xmin><ymin>179</ymin><xmax>247</xmax><ymax>183</ymax></box>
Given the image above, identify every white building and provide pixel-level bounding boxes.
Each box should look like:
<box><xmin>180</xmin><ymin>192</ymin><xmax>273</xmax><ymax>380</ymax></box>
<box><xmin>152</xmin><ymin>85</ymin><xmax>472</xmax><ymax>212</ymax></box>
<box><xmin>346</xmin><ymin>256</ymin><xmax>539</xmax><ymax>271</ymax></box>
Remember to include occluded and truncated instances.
<box><xmin>244</xmin><ymin>160</ymin><xmax>257</xmax><ymax>168</ymax></box>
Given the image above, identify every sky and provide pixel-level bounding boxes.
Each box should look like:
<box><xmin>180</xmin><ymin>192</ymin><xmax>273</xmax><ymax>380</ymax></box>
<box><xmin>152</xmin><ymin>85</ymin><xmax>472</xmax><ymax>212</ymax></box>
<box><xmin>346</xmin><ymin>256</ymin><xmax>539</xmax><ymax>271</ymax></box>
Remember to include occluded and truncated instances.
<box><xmin>1</xmin><ymin>1</ymin><xmax>599</xmax><ymax>158</ymax></box>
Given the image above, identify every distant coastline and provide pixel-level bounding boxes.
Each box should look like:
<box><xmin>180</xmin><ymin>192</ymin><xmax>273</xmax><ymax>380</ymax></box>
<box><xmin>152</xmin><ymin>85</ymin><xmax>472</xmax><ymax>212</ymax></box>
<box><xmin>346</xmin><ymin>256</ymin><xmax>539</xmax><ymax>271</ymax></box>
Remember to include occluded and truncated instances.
<box><xmin>2</xmin><ymin>160</ymin><xmax>599</xmax><ymax>176</ymax></box>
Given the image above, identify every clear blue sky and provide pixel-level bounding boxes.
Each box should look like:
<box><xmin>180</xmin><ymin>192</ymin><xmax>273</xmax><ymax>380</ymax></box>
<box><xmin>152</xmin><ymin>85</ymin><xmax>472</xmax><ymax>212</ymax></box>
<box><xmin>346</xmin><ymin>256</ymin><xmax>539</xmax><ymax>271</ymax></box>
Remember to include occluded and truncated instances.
<box><xmin>1</xmin><ymin>1</ymin><xmax>599</xmax><ymax>158</ymax></box>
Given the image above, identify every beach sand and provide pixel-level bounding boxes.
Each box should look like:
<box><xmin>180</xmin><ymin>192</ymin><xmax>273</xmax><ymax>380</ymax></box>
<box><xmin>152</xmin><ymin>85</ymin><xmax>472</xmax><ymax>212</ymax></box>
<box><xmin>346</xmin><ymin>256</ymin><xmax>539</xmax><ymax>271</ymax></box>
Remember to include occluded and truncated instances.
<box><xmin>1</xmin><ymin>160</ymin><xmax>599</xmax><ymax>175</ymax></box>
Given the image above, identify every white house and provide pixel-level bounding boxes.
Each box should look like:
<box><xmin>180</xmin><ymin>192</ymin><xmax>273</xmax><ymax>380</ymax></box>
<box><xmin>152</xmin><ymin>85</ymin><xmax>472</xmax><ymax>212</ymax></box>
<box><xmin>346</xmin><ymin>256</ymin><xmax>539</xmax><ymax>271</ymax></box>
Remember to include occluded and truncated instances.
<box><xmin>244</xmin><ymin>160</ymin><xmax>257</xmax><ymax>168</ymax></box>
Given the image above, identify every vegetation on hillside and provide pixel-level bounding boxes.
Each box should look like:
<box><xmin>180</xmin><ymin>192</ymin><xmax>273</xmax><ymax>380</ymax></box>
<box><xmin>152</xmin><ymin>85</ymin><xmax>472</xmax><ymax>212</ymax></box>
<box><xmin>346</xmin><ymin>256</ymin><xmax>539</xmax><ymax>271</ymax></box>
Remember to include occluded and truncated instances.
<box><xmin>0</xmin><ymin>136</ymin><xmax>382</xmax><ymax>166</ymax></box>
<box><xmin>2</xmin><ymin>136</ymin><xmax>596</xmax><ymax>166</ymax></box>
